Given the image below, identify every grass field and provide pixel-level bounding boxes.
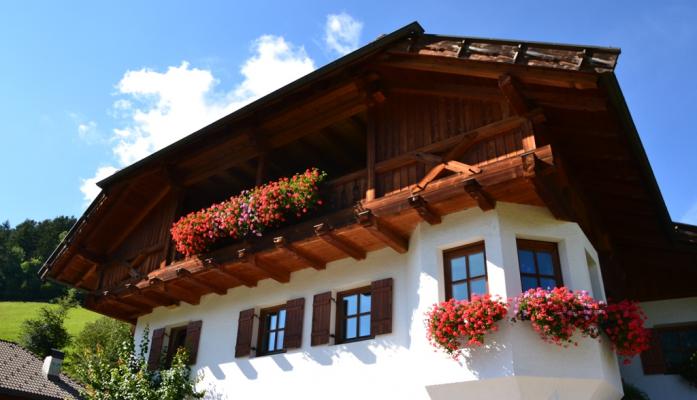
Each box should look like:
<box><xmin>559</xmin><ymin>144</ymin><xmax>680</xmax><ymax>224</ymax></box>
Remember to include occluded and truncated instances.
<box><xmin>0</xmin><ymin>301</ymin><xmax>102</xmax><ymax>343</ymax></box>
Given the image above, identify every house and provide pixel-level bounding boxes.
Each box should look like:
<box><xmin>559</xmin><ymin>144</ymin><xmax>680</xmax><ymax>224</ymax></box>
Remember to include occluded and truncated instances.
<box><xmin>39</xmin><ymin>22</ymin><xmax>697</xmax><ymax>399</ymax></box>
<box><xmin>0</xmin><ymin>341</ymin><xmax>82</xmax><ymax>399</ymax></box>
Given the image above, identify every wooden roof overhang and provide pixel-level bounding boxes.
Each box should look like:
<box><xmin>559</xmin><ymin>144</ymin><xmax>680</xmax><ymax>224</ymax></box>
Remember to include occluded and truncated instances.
<box><xmin>40</xmin><ymin>22</ymin><xmax>697</xmax><ymax>322</ymax></box>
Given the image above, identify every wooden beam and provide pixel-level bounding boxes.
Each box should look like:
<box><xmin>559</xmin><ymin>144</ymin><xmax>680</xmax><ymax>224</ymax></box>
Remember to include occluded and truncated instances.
<box><xmin>202</xmin><ymin>258</ymin><xmax>256</xmax><ymax>288</ymax></box>
<box><xmin>75</xmin><ymin>264</ymin><xmax>98</xmax><ymax>289</ymax></box>
<box><xmin>356</xmin><ymin>210</ymin><xmax>409</xmax><ymax>254</ymax></box>
<box><xmin>119</xmin><ymin>285</ymin><xmax>167</xmax><ymax>308</ymax></box>
<box><xmin>76</xmin><ymin>247</ymin><xmax>105</xmax><ymax>266</ymax></box>
<box><xmin>414</xmin><ymin>161</ymin><xmax>481</xmax><ymax>193</ymax></box>
<box><xmin>103</xmin><ymin>291</ymin><xmax>154</xmax><ymax>314</ymax></box>
<box><xmin>408</xmin><ymin>195</ymin><xmax>442</xmax><ymax>225</ymax></box>
<box><xmin>464</xmin><ymin>179</ymin><xmax>496</xmax><ymax>211</ymax></box>
<box><xmin>98</xmin><ymin>295</ymin><xmax>144</xmax><ymax>316</ymax></box>
<box><xmin>380</xmin><ymin>53</ymin><xmax>599</xmax><ymax>90</ymax></box>
<box><xmin>444</xmin><ymin>109</ymin><xmax>544</xmax><ymax>161</ymax></box>
<box><xmin>148</xmin><ymin>277</ymin><xmax>200</xmax><ymax>305</ymax></box>
<box><xmin>107</xmin><ymin>186</ymin><xmax>170</xmax><ymax>254</ymax></box>
<box><xmin>498</xmin><ymin>74</ymin><xmax>529</xmax><ymax>116</ymax></box>
<box><xmin>521</xmin><ymin>152</ymin><xmax>573</xmax><ymax>221</ymax></box>
<box><xmin>273</xmin><ymin>236</ymin><xmax>326</xmax><ymax>270</ymax></box>
<box><xmin>237</xmin><ymin>248</ymin><xmax>290</xmax><ymax>283</ymax></box>
<box><xmin>366</xmin><ymin>108</ymin><xmax>376</xmax><ymax>201</ymax></box>
<box><xmin>128</xmin><ymin>244</ymin><xmax>164</xmax><ymax>269</ymax></box>
<box><xmin>176</xmin><ymin>268</ymin><xmax>227</xmax><ymax>295</ymax></box>
<box><xmin>314</xmin><ymin>223</ymin><xmax>366</xmax><ymax>260</ymax></box>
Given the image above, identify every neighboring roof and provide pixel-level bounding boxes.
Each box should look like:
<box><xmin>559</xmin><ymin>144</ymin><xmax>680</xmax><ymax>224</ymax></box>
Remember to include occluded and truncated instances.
<box><xmin>0</xmin><ymin>340</ymin><xmax>82</xmax><ymax>400</ymax></box>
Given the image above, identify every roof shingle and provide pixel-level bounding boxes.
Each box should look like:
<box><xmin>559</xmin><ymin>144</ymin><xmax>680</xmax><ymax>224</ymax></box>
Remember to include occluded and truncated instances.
<box><xmin>0</xmin><ymin>339</ymin><xmax>82</xmax><ymax>399</ymax></box>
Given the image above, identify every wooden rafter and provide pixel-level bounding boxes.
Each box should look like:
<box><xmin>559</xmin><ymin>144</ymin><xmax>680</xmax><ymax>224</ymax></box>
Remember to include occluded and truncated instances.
<box><xmin>107</xmin><ymin>187</ymin><xmax>170</xmax><ymax>254</ymax></box>
<box><xmin>498</xmin><ymin>74</ymin><xmax>529</xmax><ymax>116</ymax></box>
<box><xmin>408</xmin><ymin>195</ymin><xmax>442</xmax><ymax>225</ymax></box>
<box><xmin>522</xmin><ymin>152</ymin><xmax>573</xmax><ymax>221</ymax></box>
<box><xmin>176</xmin><ymin>268</ymin><xmax>227</xmax><ymax>295</ymax></box>
<box><xmin>379</xmin><ymin>53</ymin><xmax>600</xmax><ymax>90</ymax></box>
<box><xmin>464</xmin><ymin>179</ymin><xmax>496</xmax><ymax>211</ymax></box>
<box><xmin>314</xmin><ymin>223</ymin><xmax>366</xmax><ymax>260</ymax></box>
<box><xmin>273</xmin><ymin>236</ymin><xmax>326</xmax><ymax>270</ymax></box>
<box><xmin>103</xmin><ymin>292</ymin><xmax>153</xmax><ymax>314</ymax></box>
<box><xmin>355</xmin><ymin>210</ymin><xmax>409</xmax><ymax>254</ymax></box>
<box><xmin>148</xmin><ymin>277</ymin><xmax>200</xmax><ymax>305</ymax></box>
<box><xmin>118</xmin><ymin>286</ymin><xmax>166</xmax><ymax>308</ymax></box>
<box><xmin>202</xmin><ymin>258</ymin><xmax>256</xmax><ymax>288</ymax></box>
<box><xmin>75</xmin><ymin>264</ymin><xmax>98</xmax><ymax>289</ymax></box>
<box><xmin>237</xmin><ymin>248</ymin><xmax>290</xmax><ymax>283</ymax></box>
<box><xmin>98</xmin><ymin>295</ymin><xmax>143</xmax><ymax>316</ymax></box>
<box><xmin>413</xmin><ymin>161</ymin><xmax>482</xmax><ymax>193</ymax></box>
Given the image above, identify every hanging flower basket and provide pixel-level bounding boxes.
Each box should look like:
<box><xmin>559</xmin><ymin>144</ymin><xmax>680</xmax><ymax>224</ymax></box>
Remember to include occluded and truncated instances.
<box><xmin>425</xmin><ymin>294</ymin><xmax>508</xmax><ymax>359</ymax></box>
<box><xmin>599</xmin><ymin>300</ymin><xmax>651</xmax><ymax>364</ymax></box>
<box><xmin>170</xmin><ymin>168</ymin><xmax>327</xmax><ymax>256</ymax></box>
<box><xmin>513</xmin><ymin>287</ymin><xmax>605</xmax><ymax>347</ymax></box>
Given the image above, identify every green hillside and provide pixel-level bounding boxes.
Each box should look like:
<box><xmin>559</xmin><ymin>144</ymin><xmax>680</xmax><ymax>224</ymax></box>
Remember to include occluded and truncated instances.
<box><xmin>0</xmin><ymin>301</ymin><xmax>102</xmax><ymax>343</ymax></box>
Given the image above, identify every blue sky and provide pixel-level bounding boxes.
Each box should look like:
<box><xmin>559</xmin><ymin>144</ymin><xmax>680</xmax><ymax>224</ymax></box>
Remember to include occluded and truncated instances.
<box><xmin>1</xmin><ymin>0</ymin><xmax>696</xmax><ymax>226</ymax></box>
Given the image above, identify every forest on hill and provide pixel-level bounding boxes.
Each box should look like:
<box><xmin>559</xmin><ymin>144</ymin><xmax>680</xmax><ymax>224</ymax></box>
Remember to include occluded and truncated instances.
<box><xmin>0</xmin><ymin>216</ymin><xmax>76</xmax><ymax>301</ymax></box>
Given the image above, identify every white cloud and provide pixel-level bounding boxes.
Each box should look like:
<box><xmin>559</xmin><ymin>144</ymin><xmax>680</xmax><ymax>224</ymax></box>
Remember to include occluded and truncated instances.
<box><xmin>324</xmin><ymin>13</ymin><xmax>363</xmax><ymax>55</ymax></box>
<box><xmin>80</xmin><ymin>165</ymin><xmax>118</xmax><ymax>203</ymax></box>
<box><xmin>79</xmin><ymin>34</ymin><xmax>315</xmax><ymax>202</ymax></box>
<box><xmin>77</xmin><ymin>120</ymin><xmax>98</xmax><ymax>141</ymax></box>
<box><xmin>681</xmin><ymin>200</ymin><xmax>697</xmax><ymax>225</ymax></box>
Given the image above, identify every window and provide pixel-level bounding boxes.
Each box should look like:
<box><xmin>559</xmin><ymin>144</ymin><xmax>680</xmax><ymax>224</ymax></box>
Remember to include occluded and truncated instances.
<box><xmin>517</xmin><ymin>239</ymin><xmax>563</xmax><ymax>292</ymax></box>
<box><xmin>443</xmin><ymin>243</ymin><xmax>487</xmax><ymax>301</ymax></box>
<box><xmin>257</xmin><ymin>305</ymin><xmax>287</xmax><ymax>355</ymax></box>
<box><xmin>655</xmin><ymin>324</ymin><xmax>697</xmax><ymax>373</ymax></box>
<box><xmin>336</xmin><ymin>287</ymin><xmax>372</xmax><ymax>343</ymax></box>
<box><xmin>164</xmin><ymin>326</ymin><xmax>187</xmax><ymax>369</ymax></box>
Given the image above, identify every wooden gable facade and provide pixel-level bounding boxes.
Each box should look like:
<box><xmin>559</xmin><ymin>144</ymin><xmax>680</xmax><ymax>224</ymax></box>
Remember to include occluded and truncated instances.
<box><xmin>40</xmin><ymin>22</ymin><xmax>697</xmax><ymax>323</ymax></box>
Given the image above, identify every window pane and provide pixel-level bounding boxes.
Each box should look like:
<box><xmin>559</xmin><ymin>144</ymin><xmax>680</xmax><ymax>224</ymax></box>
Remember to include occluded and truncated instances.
<box><xmin>344</xmin><ymin>295</ymin><xmax>358</xmax><ymax>316</ymax></box>
<box><xmin>470</xmin><ymin>278</ymin><xmax>487</xmax><ymax>296</ymax></box>
<box><xmin>684</xmin><ymin>331</ymin><xmax>697</xmax><ymax>350</ymax></box>
<box><xmin>518</xmin><ymin>250</ymin><xmax>536</xmax><ymax>274</ymax></box>
<box><xmin>450</xmin><ymin>256</ymin><xmax>468</xmax><ymax>281</ymax></box>
<box><xmin>268</xmin><ymin>332</ymin><xmax>276</xmax><ymax>352</ymax></box>
<box><xmin>540</xmin><ymin>277</ymin><xmax>557</xmax><ymax>289</ymax></box>
<box><xmin>521</xmin><ymin>275</ymin><xmax>538</xmax><ymax>291</ymax></box>
<box><xmin>537</xmin><ymin>251</ymin><xmax>555</xmax><ymax>275</ymax></box>
<box><xmin>359</xmin><ymin>315</ymin><xmax>371</xmax><ymax>337</ymax></box>
<box><xmin>278</xmin><ymin>309</ymin><xmax>286</xmax><ymax>329</ymax></box>
<box><xmin>269</xmin><ymin>314</ymin><xmax>277</xmax><ymax>330</ymax></box>
<box><xmin>276</xmin><ymin>330</ymin><xmax>284</xmax><ymax>350</ymax></box>
<box><xmin>452</xmin><ymin>282</ymin><xmax>469</xmax><ymax>301</ymax></box>
<box><xmin>359</xmin><ymin>293</ymin><xmax>371</xmax><ymax>313</ymax></box>
<box><xmin>345</xmin><ymin>317</ymin><xmax>358</xmax><ymax>339</ymax></box>
<box><xmin>468</xmin><ymin>252</ymin><xmax>485</xmax><ymax>277</ymax></box>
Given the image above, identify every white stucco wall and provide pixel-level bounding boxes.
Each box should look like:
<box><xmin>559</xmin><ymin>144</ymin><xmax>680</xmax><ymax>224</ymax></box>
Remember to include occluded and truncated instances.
<box><xmin>134</xmin><ymin>202</ymin><xmax>621</xmax><ymax>400</ymax></box>
<box><xmin>619</xmin><ymin>296</ymin><xmax>697</xmax><ymax>400</ymax></box>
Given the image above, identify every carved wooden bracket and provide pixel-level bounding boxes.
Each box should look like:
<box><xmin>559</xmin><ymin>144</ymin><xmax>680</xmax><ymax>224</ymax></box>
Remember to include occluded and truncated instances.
<box><xmin>314</xmin><ymin>223</ymin><xmax>366</xmax><ymax>260</ymax></box>
<box><xmin>408</xmin><ymin>195</ymin><xmax>442</xmax><ymax>225</ymax></box>
<box><xmin>355</xmin><ymin>209</ymin><xmax>409</xmax><ymax>254</ymax></box>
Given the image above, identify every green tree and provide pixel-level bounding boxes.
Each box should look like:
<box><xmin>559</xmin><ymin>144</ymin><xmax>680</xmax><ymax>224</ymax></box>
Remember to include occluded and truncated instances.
<box><xmin>64</xmin><ymin>317</ymin><xmax>132</xmax><ymax>379</ymax></box>
<box><xmin>77</xmin><ymin>327</ymin><xmax>204</xmax><ymax>400</ymax></box>
<box><xmin>18</xmin><ymin>289</ymin><xmax>78</xmax><ymax>357</ymax></box>
<box><xmin>0</xmin><ymin>216</ymin><xmax>76</xmax><ymax>301</ymax></box>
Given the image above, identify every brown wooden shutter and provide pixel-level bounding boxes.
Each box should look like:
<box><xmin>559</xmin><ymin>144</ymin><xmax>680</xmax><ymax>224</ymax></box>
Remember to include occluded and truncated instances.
<box><xmin>235</xmin><ymin>308</ymin><xmax>255</xmax><ymax>358</ymax></box>
<box><xmin>371</xmin><ymin>278</ymin><xmax>393</xmax><ymax>336</ymax></box>
<box><xmin>311</xmin><ymin>292</ymin><xmax>332</xmax><ymax>346</ymax></box>
<box><xmin>184</xmin><ymin>320</ymin><xmax>203</xmax><ymax>364</ymax></box>
<box><xmin>147</xmin><ymin>328</ymin><xmax>165</xmax><ymax>370</ymax></box>
<box><xmin>641</xmin><ymin>328</ymin><xmax>666</xmax><ymax>375</ymax></box>
<box><xmin>284</xmin><ymin>298</ymin><xmax>305</xmax><ymax>349</ymax></box>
